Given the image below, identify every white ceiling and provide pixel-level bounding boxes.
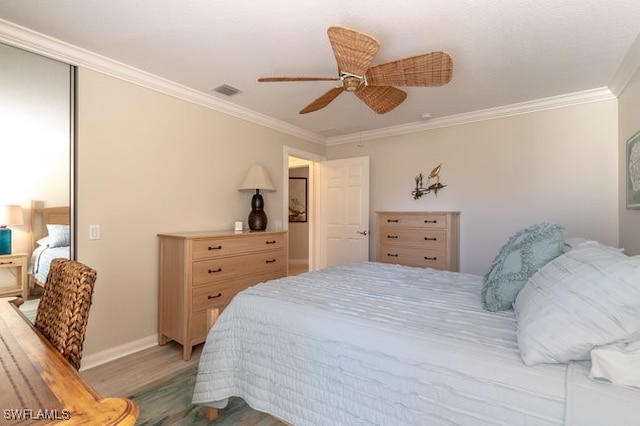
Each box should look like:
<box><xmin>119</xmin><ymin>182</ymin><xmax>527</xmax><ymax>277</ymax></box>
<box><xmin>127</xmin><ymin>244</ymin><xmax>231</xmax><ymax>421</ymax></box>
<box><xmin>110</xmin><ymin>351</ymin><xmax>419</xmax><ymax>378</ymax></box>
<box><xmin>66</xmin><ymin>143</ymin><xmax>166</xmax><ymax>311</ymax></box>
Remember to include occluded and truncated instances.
<box><xmin>1</xmin><ymin>0</ymin><xmax>639</xmax><ymax>143</ymax></box>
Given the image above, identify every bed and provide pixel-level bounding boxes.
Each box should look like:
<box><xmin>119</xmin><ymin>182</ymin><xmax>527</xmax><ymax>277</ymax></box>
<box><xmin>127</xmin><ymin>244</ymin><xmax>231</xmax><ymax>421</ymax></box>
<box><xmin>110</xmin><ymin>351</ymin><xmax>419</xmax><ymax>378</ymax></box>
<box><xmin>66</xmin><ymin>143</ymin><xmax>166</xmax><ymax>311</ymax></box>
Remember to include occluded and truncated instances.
<box><xmin>193</xmin><ymin>224</ymin><xmax>640</xmax><ymax>425</ymax></box>
<box><xmin>28</xmin><ymin>201</ymin><xmax>70</xmax><ymax>287</ymax></box>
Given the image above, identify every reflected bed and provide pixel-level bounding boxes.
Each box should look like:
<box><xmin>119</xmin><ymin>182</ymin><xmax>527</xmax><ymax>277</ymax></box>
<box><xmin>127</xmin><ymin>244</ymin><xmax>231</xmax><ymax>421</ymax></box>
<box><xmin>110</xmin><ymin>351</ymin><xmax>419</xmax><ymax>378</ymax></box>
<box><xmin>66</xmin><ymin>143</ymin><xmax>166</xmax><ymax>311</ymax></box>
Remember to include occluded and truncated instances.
<box><xmin>28</xmin><ymin>201</ymin><xmax>70</xmax><ymax>287</ymax></box>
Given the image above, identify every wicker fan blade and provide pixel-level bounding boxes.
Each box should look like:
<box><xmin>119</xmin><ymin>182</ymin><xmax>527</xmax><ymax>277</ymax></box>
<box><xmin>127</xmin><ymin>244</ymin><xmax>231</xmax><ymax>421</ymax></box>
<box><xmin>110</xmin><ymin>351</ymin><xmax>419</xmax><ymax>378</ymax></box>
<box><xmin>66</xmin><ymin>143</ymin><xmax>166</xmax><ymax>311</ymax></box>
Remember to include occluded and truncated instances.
<box><xmin>366</xmin><ymin>52</ymin><xmax>453</xmax><ymax>87</ymax></box>
<box><xmin>327</xmin><ymin>26</ymin><xmax>380</xmax><ymax>76</ymax></box>
<box><xmin>355</xmin><ymin>85</ymin><xmax>407</xmax><ymax>114</ymax></box>
<box><xmin>299</xmin><ymin>86</ymin><xmax>345</xmax><ymax>114</ymax></box>
<box><xmin>258</xmin><ymin>77</ymin><xmax>339</xmax><ymax>82</ymax></box>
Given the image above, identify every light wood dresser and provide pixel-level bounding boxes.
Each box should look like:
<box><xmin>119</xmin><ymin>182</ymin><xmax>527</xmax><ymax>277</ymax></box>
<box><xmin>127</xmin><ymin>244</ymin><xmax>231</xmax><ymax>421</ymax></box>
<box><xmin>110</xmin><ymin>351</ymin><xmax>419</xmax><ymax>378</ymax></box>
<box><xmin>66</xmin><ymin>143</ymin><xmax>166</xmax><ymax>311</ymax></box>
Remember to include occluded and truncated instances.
<box><xmin>158</xmin><ymin>230</ymin><xmax>287</xmax><ymax>360</ymax></box>
<box><xmin>376</xmin><ymin>211</ymin><xmax>460</xmax><ymax>272</ymax></box>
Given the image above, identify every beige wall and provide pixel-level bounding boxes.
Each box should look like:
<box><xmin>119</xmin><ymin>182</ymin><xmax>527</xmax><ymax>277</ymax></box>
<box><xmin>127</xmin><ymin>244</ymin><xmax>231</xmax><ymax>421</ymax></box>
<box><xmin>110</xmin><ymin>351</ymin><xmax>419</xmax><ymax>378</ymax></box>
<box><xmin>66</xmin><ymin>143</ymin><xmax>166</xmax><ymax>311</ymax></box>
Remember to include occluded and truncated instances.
<box><xmin>327</xmin><ymin>100</ymin><xmax>619</xmax><ymax>275</ymax></box>
<box><xmin>618</xmin><ymin>67</ymin><xmax>640</xmax><ymax>255</ymax></box>
<box><xmin>288</xmin><ymin>166</ymin><xmax>310</xmax><ymax>262</ymax></box>
<box><xmin>76</xmin><ymin>68</ymin><xmax>323</xmax><ymax>358</ymax></box>
<box><xmin>74</xmin><ymin>66</ymin><xmax>625</xmax><ymax>362</ymax></box>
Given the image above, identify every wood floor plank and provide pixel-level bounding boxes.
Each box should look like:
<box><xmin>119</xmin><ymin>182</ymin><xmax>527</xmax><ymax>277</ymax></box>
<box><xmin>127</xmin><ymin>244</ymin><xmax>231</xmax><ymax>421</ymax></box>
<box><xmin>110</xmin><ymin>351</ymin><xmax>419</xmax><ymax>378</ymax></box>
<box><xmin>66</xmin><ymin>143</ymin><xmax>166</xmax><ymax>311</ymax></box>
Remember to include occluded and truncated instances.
<box><xmin>81</xmin><ymin>341</ymin><xmax>202</xmax><ymax>397</ymax></box>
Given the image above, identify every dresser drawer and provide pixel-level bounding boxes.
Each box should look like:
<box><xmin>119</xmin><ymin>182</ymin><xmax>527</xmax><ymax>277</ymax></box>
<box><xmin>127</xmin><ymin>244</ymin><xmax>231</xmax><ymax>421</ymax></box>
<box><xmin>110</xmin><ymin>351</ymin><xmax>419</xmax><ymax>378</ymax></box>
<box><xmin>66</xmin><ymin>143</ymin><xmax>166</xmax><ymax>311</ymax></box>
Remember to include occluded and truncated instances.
<box><xmin>192</xmin><ymin>271</ymin><xmax>281</xmax><ymax>313</ymax></box>
<box><xmin>192</xmin><ymin>250</ymin><xmax>285</xmax><ymax>286</ymax></box>
<box><xmin>377</xmin><ymin>213</ymin><xmax>448</xmax><ymax>229</ymax></box>
<box><xmin>377</xmin><ymin>245</ymin><xmax>446</xmax><ymax>270</ymax></box>
<box><xmin>192</xmin><ymin>278</ymin><xmax>245</xmax><ymax>312</ymax></box>
<box><xmin>378</xmin><ymin>227</ymin><xmax>446</xmax><ymax>249</ymax></box>
<box><xmin>191</xmin><ymin>233</ymin><xmax>285</xmax><ymax>260</ymax></box>
<box><xmin>190</xmin><ymin>271</ymin><xmax>282</xmax><ymax>341</ymax></box>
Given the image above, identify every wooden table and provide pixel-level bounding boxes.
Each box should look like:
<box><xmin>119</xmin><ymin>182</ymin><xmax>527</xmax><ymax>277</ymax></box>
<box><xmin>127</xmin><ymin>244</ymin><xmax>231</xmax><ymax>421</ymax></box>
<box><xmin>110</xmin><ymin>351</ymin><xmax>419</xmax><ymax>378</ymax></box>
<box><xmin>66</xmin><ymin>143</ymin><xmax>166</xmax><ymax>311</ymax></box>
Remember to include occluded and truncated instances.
<box><xmin>0</xmin><ymin>297</ymin><xmax>138</xmax><ymax>425</ymax></box>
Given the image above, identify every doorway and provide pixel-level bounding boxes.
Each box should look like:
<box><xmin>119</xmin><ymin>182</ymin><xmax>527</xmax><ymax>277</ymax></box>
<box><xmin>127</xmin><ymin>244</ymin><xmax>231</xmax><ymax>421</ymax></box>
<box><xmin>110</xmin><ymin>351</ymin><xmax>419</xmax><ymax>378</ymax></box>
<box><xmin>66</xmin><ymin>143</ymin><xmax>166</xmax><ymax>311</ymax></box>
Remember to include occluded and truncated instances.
<box><xmin>284</xmin><ymin>147</ymin><xmax>324</xmax><ymax>274</ymax></box>
<box><xmin>288</xmin><ymin>156</ymin><xmax>312</xmax><ymax>275</ymax></box>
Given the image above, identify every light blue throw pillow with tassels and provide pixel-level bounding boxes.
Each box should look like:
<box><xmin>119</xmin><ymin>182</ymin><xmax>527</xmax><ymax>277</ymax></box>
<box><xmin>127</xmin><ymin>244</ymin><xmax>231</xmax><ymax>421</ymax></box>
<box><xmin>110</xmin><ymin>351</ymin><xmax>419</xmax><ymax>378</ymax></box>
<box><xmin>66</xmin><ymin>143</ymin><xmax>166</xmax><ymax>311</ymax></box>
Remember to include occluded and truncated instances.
<box><xmin>482</xmin><ymin>222</ymin><xmax>564</xmax><ymax>311</ymax></box>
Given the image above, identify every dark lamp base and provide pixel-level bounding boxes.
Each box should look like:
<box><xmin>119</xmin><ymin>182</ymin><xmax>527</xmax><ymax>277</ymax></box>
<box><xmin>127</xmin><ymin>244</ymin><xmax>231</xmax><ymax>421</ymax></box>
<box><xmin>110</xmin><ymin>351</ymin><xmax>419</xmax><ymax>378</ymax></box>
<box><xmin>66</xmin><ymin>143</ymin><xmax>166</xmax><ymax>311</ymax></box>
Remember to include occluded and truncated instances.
<box><xmin>248</xmin><ymin>209</ymin><xmax>267</xmax><ymax>231</ymax></box>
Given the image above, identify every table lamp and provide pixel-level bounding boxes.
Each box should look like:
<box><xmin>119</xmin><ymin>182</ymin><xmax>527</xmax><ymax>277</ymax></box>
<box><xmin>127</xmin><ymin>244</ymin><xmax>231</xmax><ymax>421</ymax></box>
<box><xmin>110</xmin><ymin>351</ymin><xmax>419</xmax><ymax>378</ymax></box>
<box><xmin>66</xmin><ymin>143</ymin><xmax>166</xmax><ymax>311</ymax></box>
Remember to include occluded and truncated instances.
<box><xmin>238</xmin><ymin>165</ymin><xmax>276</xmax><ymax>231</ymax></box>
<box><xmin>0</xmin><ymin>205</ymin><xmax>24</xmax><ymax>255</ymax></box>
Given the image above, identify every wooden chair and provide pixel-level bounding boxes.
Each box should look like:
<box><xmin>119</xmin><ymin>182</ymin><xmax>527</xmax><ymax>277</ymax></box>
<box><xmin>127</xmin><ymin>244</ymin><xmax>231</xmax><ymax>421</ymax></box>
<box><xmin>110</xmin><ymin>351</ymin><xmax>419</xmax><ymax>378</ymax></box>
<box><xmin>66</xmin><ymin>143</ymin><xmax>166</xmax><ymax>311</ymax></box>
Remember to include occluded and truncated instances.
<box><xmin>34</xmin><ymin>258</ymin><xmax>97</xmax><ymax>370</ymax></box>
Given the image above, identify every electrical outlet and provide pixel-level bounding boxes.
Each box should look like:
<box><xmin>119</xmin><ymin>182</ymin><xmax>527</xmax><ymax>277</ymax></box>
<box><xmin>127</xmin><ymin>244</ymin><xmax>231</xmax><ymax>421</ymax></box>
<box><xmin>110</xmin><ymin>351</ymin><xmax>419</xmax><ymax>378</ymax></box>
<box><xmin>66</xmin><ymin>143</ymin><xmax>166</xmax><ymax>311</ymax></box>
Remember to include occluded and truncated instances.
<box><xmin>89</xmin><ymin>224</ymin><xmax>100</xmax><ymax>240</ymax></box>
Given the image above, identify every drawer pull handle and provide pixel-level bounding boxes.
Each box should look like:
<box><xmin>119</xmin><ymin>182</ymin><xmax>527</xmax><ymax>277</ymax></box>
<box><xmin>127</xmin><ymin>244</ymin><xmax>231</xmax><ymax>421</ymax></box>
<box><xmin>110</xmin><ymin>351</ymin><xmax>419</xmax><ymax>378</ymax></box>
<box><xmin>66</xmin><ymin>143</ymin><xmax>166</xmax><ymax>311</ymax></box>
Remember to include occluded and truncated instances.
<box><xmin>424</xmin><ymin>256</ymin><xmax>437</xmax><ymax>261</ymax></box>
<box><xmin>386</xmin><ymin>253</ymin><xmax>399</xmax><ymax>257</ymax></box>
<box><xmin>265</xmin><ymin>259</ymin><xmax>277</xmax><ymax>264</ymax></box>
<box><xmin>0</xmin><ymin>261</ymin><xmax>14</xmax><ymax>265</ymax></box>
<box><xmin>424</xmin><ymin>220</ymin><xmax>437</xmax><ymax>224</ymax></box>
<box><xmin>387</xmin><ymin>235</ymin><xmax>398</xmax><ymax>239</ymax></box>
<box><xmin>424</xmin><ymin>237</ymin><xmax>437</xmax><ymax>241</ymax></box>
<box><xmin>208</xmin><ymin>293</ymin><xmax>222</xmax><ymax>299</ymax></box>
<box><xmin>208</xmin><ymin>245</ymin><xmax>222</xmax><ymax>251</ymax></box>
<box><xmin>208</xmin><ymin>268</ymin><xmax>222</xmax><ymax>274</ymax></box>
<box><xmin>265</xmin><ymin>240</ymin><xmax>277</xmax><ymax>245</ymax></box>
<box><xmin>387</xmin><ymin>219</ymin><xmax>399</xmax><ymax>223</ymax></box>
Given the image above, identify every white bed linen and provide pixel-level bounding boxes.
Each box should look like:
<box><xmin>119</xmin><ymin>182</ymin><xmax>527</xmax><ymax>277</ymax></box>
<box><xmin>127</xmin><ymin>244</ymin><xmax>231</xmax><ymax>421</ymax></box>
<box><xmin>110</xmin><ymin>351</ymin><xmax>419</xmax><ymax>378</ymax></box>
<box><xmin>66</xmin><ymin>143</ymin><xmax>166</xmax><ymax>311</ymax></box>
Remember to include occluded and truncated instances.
<box><xmin>28</xmin><ymin>245</ymin><xmax>70</xmax><ymax>284</ymax></box>
<box><xmin>193</xmin><ymin>262</ymin><xmax>640</xmax><ymax>425</ymax></box>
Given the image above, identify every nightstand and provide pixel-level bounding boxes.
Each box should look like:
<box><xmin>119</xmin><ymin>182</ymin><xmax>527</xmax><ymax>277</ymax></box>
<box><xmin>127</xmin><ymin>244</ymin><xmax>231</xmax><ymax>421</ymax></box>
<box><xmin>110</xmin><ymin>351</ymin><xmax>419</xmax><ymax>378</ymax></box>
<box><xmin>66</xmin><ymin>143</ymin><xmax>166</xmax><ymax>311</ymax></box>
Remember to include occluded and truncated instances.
<box><xmin>0</xmin><ymin>253</ymin><xmax>29</xmax><ymax>300</ymax></box>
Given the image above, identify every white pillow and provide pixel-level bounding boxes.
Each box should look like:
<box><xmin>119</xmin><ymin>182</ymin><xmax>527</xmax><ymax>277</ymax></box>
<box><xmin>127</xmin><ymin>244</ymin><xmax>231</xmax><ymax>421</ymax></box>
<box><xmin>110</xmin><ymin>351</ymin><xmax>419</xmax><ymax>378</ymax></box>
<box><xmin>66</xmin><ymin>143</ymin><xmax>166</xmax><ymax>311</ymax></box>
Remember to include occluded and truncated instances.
<box><xmin>514</xmin><ymin>242</ymin><xmax>640</xmax><ymax>365</ymax></box>
<box><xmin>46</xmin><ymin>224</ymin><xmax>71</xmax><ymax>248</ymax></box>
<box><xmin>563</xmin><ymin>237</ymin><xmax>624</xmax><ymax>253</ymax></box>
<box><xmin>36</xmin><ymin>237</ymin><xmax>50</xmax><ymax>247</ymax></box>
<box><xmin>590</xmin><ymin>341</ymin><xmax>640</xmax><ymax>388</ymax></box>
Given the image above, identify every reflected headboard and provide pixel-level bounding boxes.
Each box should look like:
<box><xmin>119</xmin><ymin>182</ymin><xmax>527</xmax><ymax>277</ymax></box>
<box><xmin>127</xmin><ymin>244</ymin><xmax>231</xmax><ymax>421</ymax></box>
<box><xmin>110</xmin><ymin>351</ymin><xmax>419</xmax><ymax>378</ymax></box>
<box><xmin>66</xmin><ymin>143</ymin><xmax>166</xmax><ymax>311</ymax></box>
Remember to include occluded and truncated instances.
<box><xmin>29</xmin><ymin>200</ymin><xmax>70</xmax><ymax>254</ymax></box>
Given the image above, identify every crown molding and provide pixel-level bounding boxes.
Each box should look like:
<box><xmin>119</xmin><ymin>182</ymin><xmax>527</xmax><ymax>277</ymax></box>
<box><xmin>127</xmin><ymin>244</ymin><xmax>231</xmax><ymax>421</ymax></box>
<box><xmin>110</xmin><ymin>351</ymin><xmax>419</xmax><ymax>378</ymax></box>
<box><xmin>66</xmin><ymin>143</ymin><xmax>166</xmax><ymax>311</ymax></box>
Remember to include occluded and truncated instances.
<box><xmin>609</xmin><ymin>33</ymin><xmax>640</xmax><ymax>97</ymax></box>
<box><xmin>0</xmin><ymin>19</ymin><xmax>625</xmax><ymax>148</ymax></box>
<box><xmin>0</xmin><ymin>19</ymin><xmax>325</xmax><ymax>145</ymax></box>
<box><xmin>326</xmin><ymin>87</ymin><xmax>616</xmax><ymax>146</ymax></box>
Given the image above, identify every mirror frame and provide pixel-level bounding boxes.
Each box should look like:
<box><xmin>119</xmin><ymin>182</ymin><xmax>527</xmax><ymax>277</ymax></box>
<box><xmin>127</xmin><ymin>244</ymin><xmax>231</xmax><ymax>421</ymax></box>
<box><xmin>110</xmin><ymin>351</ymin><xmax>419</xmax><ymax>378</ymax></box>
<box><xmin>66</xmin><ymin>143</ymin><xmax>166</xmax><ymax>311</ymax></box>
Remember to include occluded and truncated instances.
<box><xmin>70</xmin><ymin>66</ymin><xmax>77</xmax><ymax>260</ymax></box>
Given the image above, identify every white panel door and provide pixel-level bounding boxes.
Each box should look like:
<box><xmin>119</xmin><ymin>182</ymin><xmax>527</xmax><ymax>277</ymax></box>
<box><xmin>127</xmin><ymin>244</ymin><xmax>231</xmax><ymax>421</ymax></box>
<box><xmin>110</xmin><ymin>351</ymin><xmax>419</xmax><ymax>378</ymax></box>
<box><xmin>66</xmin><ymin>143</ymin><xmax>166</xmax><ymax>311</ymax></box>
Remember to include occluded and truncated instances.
<box><xmin>317</xmin><ymin>156</ymin><xmax>370</xmax><ymax>269</ymax></box>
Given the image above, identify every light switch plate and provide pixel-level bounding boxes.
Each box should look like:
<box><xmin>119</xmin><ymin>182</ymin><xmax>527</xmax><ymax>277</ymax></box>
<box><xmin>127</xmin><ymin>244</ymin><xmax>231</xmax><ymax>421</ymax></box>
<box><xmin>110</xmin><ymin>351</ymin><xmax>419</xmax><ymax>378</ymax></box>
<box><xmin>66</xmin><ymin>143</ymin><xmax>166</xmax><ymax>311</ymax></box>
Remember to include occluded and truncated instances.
<box><xmin>89</xmin><ymin>224</ymin><xmax>100</xmax><ymax>240</ymax></box>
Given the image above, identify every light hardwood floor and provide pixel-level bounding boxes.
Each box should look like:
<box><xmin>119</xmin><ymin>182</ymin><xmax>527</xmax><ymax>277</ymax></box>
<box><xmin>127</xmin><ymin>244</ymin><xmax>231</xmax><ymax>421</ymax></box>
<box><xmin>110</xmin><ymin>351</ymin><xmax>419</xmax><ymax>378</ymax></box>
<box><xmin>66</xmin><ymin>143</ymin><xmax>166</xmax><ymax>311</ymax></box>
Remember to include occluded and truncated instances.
<box><xmin>81</xmin><ymin>341</ymin><xmax>201</xmax><ymax>397</ymax></box>
<box><xmin>81</xmin><ymin>262</ymin><xmax>309</xmax><ymax>397</ymax></box>
<box><xmin>288</xmin><ymin>262</ymin><xmax>308</xmax><ymax>276</ymax></box>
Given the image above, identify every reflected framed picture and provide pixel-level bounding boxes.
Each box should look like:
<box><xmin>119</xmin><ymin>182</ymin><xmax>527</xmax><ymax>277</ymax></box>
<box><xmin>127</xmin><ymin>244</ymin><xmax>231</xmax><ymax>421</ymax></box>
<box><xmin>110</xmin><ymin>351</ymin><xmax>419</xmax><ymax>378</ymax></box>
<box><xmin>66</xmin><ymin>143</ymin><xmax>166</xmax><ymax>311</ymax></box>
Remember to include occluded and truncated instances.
<box><xmin>289</xmin><ymin>177</ymin><xmax>307</xmax><ymax>222</ymax></box>
<box><xmin>627</xmin><ymin>130</ymin><xmax>640</xmax><ymax>209</ymax></box>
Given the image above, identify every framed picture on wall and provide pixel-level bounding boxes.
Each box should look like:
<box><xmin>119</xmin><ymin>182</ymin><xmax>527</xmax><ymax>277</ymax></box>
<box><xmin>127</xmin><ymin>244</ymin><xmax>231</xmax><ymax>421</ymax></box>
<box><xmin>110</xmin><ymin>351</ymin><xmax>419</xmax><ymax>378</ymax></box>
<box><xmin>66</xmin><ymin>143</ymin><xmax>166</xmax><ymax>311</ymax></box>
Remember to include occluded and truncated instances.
<box><xmin>627</xmin><ymin>130</ymin><xmax>640</xmax><ymax>209</ymax></box>
<box><xmin>289</xmin><ymin>177</ymin><xmax>307</xmax><ymax>222</ymax></box>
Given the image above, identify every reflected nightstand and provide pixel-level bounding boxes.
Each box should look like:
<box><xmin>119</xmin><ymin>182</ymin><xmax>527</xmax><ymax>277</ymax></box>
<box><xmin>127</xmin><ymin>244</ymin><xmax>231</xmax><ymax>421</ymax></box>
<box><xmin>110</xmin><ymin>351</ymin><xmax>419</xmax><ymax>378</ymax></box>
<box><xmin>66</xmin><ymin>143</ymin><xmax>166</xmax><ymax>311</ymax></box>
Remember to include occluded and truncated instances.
<box><xmin>0</xmin><ymin>253</ymin><xmax>29</xmax><ymax>300</ymax></box>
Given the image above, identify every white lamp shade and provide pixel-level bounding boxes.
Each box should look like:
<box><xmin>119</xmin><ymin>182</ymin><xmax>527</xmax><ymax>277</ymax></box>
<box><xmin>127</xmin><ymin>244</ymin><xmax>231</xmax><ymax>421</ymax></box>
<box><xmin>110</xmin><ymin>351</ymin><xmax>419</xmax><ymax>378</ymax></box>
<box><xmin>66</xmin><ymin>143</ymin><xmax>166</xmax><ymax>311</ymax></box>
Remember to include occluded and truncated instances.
<box><xmin>0</xmin><ymin>205</ymin><xmax>24</xmax><ymax>226</ymax></box>
<box><xmin>238</xmin><ymin>164</ymin><xmax>276</xmax><ymax>192</ymax></box>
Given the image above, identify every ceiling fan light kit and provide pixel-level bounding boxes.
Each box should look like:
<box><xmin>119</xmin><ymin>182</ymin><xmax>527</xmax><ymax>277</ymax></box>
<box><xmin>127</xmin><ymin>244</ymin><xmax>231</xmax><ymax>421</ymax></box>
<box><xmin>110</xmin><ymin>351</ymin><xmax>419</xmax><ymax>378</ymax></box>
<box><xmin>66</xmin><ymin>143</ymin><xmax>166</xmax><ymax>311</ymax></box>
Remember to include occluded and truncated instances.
<box><xmin>258</xmin><ymin>25</ymin><xmax>453</xmax><ymax>115</ymax></box>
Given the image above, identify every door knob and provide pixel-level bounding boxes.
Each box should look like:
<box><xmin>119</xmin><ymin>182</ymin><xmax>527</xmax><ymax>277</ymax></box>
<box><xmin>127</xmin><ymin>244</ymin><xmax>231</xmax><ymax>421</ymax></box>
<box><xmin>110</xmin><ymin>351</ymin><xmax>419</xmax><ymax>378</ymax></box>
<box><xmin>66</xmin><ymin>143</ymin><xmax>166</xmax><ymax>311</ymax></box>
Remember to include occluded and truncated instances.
<box><xmin>357</xmin><ymin>230</ymin><xmax>368</xmax><ymax>236</ymax></box>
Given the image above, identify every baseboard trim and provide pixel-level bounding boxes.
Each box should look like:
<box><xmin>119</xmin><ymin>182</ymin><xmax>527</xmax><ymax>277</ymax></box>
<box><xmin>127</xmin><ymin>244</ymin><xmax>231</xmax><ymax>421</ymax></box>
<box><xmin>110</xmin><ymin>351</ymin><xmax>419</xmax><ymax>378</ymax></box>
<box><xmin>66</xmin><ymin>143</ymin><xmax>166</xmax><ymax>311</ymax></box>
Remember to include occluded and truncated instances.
<box><xmin>80</xmin><ymin>334</ymin><xmax>158</xmax><ymax>371</ymax></box>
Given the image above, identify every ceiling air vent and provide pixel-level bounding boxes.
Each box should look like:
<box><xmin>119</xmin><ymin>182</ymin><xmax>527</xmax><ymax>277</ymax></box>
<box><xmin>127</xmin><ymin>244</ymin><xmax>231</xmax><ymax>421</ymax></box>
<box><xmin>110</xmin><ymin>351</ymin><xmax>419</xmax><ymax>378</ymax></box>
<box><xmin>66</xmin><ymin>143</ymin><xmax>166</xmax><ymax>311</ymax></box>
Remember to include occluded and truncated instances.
<box><xmin>213</xmin><ymin>84</ymin><xmax>242</xmax><ymax>96</ymax></box>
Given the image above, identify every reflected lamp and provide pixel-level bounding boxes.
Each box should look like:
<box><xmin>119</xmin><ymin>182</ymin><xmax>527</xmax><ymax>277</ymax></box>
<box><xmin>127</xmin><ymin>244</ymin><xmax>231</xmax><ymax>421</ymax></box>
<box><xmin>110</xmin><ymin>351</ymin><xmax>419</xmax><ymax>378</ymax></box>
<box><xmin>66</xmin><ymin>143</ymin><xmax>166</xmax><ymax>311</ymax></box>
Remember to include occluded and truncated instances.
<box><xmin>0</xmin><ymin>205</ymin><xmax>24</xmax><ymax>255</ymax></box>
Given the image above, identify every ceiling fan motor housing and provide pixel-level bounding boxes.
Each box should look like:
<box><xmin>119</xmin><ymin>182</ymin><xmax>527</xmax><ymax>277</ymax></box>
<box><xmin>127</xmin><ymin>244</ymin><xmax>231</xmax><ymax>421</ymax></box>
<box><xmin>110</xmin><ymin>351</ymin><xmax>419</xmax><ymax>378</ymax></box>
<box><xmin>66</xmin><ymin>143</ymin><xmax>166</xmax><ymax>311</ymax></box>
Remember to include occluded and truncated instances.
<box><xmin>342</xmin><ymin>75</ymin><xmax>362</xmax><ymax>91</ymax></box>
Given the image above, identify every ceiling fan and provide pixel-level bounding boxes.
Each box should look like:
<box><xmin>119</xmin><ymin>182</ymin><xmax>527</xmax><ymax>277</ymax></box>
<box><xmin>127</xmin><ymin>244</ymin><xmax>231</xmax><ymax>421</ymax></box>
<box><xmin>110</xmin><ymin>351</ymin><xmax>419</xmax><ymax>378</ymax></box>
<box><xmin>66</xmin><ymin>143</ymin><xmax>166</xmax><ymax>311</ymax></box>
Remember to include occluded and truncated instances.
<box><xmin>258</xmin><ymin>25</ymin><xmax>453</xmax><ymax>115</ymax></box>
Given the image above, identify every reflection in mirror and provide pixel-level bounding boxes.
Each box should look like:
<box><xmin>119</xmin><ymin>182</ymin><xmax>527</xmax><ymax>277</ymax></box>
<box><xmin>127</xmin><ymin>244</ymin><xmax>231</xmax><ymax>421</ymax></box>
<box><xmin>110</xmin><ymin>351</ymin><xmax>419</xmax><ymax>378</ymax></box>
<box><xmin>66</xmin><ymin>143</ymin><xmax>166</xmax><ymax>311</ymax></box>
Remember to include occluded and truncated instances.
<box><xmin>0</xmin><ymin>42</ymin><xmax>74</xmax><ymax>297</ymax></box>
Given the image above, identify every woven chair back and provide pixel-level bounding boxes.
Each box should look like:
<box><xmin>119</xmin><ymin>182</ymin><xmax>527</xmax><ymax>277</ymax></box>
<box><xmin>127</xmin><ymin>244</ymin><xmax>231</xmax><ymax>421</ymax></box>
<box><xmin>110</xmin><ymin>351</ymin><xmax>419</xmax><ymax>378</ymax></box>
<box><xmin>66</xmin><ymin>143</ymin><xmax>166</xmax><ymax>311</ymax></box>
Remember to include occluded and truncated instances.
<box><xmin>34</xmin><ymin>258</ymin><xmax>97</xmax><ymax>370</ymax></box>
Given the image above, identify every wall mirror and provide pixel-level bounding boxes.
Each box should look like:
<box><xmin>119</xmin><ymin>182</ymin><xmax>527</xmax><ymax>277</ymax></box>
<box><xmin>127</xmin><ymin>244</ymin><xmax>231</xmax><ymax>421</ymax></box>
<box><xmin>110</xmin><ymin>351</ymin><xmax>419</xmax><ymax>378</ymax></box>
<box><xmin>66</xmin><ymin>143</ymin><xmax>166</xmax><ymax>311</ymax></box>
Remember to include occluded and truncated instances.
<box><xmin>0</xmin><ymin>42</ymin><xmax>75</xmax><ymax>289</ymax></box>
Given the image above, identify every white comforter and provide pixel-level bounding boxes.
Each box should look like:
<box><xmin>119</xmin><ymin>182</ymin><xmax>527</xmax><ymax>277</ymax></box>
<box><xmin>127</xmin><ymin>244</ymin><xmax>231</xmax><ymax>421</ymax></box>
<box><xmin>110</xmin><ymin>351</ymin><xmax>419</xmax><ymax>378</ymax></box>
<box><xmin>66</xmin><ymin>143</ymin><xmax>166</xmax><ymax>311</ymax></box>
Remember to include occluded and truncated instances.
<box><xmin>28</xmin><ymin>245</ymin><xmax>70</xmax><ymax>284</ymax></box>
<box><xmin>193</xmin><ymin>262</ymin><xmax>640</xmax><ymax>425</ymax></box>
